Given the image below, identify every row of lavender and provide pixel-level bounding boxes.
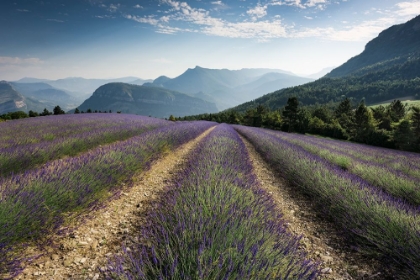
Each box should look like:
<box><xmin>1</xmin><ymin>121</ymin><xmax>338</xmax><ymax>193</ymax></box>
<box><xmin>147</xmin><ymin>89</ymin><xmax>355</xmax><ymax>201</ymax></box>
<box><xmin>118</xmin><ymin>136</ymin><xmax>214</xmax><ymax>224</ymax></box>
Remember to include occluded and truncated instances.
<box><xmin>263</xmin><ymin>129</ymin><xmax>420</xmax><ymax>206</ymax></box>
<box><xmin>103</xmin><ymin>124</ymin><xmax>318</xmax><ymax>279</ymax></box>
<box><xmin>0</xmin><ymin>114</ymin><xmax>170</xmax><ymax>177</ymax></box>
<box><xmin>235</xmin><ymin>125</ymin><xmax>420</xmax><ymax>278</ymax></box>
<box><xmin>0</xmin><ymin>120</ymin><xmax>214</xmax><ymax>278</ymax></box>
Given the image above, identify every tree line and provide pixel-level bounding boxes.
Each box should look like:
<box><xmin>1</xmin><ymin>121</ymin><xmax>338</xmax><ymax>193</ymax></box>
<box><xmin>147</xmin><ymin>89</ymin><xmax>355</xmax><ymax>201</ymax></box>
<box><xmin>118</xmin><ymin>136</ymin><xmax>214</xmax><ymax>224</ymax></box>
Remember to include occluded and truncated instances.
<box><xmin>180</xmin><ymin>97</ymin><xmax>420</xmax><ymax>153</ymax></box>
<box><xmin>0</xmin><ymin>106</ymin><xmax>119</xmax><ymax>121</ymax></box>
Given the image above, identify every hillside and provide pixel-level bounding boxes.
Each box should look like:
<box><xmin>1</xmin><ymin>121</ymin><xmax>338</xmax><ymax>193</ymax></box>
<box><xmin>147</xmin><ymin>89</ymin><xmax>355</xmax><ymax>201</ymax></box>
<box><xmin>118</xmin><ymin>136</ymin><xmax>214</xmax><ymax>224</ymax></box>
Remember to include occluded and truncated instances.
<box><xmin>75</xmin><ymin>82</ymin><xmax>218</xmax><ymax>118</ymax></box>
<box><xmin>16</xmin><ymin>77</ymin><xmax>150</xmax><ymax>98</ymax></box>
<box><xmin>11</xmin><ymin>82</ymin><xmax>82</xmax><ymax>111</ymax></box>
<box><xmin>327</xmin><ymin>15</ymin><xmax>420</xmax><ymax>78</ymax></box>
<box><xmin>150</xmin><ymin>66</ymin><xmax>312</xmax><ymax>110</ymax></box>
<box><xmin>0</xmin><ymin>81</ymin><xmax>27</xmax><ymax>114</ymax></box>
<box><xmin>230</xmin><ymin>15</ymin><xmax>420</xmax><ymax>112</ymax></box>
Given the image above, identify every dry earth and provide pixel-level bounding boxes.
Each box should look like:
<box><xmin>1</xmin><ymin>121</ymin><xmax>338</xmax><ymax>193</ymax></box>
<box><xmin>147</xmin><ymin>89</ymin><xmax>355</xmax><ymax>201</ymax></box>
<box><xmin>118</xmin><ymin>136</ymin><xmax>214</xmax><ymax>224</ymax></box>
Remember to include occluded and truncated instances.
<box><xmin>15</xmin><ymin>126</ymin><xmax>215</xmax><ymax>280</ymax></box>
<box><xmin>241</xmin><ymin>135</ymin><xmax>394</xmax><ymax>280</ymax></box>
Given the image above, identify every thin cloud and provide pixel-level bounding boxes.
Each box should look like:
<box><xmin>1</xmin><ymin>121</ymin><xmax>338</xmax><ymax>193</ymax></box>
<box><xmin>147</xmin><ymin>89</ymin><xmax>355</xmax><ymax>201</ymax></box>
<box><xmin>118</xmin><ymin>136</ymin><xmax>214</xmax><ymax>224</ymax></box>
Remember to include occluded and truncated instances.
<box><xmin>395</xmin><ymin>1</ymin><xmax>420</xmax><ymax>17</ymax></box>
<box><xmin>306</xmin><ymin>0</ymin><xmax>328</xmax><ymax>7</ymax></box>
<box><xmin>124</xmin><ymin>14</ymin><xmax>159</xmax><ymax>25</ymax></box>
<box><xmin>108</xmin><ymin>3</ymin><xmax>120</xmax><ymax>12</ymax></box>
<box><xmin>0</xmin><ymin>57</ymin><xmax>43</xmax><ymax>65</ymax></box>
<box><xmin>247</xmin><ymin>4</ymin><xmax>268</xmax><ymax>21</ymax></box>
<box><xmin>133</xmin><ymin>4</ymin><xmax>143</xmax><ymax>9</ymax></box>
<box><xmin>123</xmin><ymin>0</ymin><xmax>420</xmax><ymax>42</ymax></box>
<box><xmin>47</xmin><ymin>19</ymin><xmax>64</xmax><ymax>23</ymax></box>
<box><xmin>293</xmin><ymin>17</ymin><xmax>397</xmax><ymax>41</ymax></box>
<box><xmin>16</xmin><ymin>9</ymin><xmax>30</xmax><ymax>12</ymax></box>
<box><xmin>124</xmin><ymin>0</ymin><xmax>288</xmax><ymax>40</ymax></box>
<box><xmin>270</xmin><ymin>0</ymin><xmax>330</xmax><ymax>9</ymax></box>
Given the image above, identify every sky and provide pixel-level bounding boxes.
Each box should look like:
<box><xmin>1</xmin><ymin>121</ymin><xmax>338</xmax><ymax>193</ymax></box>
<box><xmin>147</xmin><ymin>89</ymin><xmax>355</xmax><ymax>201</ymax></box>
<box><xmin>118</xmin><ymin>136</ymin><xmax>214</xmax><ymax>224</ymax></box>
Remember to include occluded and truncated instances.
<box><xmin>1</xmin><ymin>0</ymin><xmax>419</xmax><ymax>81</ymax></box>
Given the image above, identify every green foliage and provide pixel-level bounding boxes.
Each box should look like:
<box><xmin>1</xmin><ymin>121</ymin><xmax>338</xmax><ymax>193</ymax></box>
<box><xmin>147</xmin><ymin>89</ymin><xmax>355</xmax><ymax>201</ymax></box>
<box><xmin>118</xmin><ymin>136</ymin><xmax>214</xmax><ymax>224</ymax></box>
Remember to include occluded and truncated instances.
<box><xmin>388</xmin><ymin>100</ymin><xmax>406</xmax><ymax>122</ymax></box>
<box><xmin>184</xmin><ymin>96</ymin><xmax>417</xmax><ymax>153</ymax></box>
<box><xmin>394</xmin><ymin>119</ymin><xmax>416</xmax><ymax>151</ymax></box>
<box><xmin>28</xmin><ymin>110</ymin><xmax>38</xmax><ymax>117</ymax></box>
<box><xmin>353</xmin><ymin>101</ymin><xmax>376</xmax><ymax>143</ymax></box>
<box><xmin>0</xmin><ymin>111</ymin><xmax>28</xmax><ymax>120</ymax></box>
<box><xmin>53</xmin><ymin>105</ymin><xmax>65</xmax><ymax>115</ymax></box>
<box><xmin>282</xmin><ymin>97</ymin><xmax>300</xmax><ymax>132</ymax></box>
<box><xmin>40</xmin><ymin>108</ymin><xmax>52</xmax><ymax>116</ymax></box>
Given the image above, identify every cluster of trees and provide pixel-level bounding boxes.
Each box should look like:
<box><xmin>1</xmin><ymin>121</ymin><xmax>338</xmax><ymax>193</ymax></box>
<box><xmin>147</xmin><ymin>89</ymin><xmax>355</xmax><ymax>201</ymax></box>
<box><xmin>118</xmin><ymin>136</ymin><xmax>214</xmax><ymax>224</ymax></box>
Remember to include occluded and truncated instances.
<box><xmin>182</xmin><ymin>97</ymin><xmax>420</xmax><ymax>152</ymax></box>
<box><xmin>0</xmin><ymin>106</ymin><xmax>66</xmax><ymax>121</ymax></box>
<box><xmin>0</xmin><ymin>106</ymin><xmax>119</xmax><ymax>121</ymax></box>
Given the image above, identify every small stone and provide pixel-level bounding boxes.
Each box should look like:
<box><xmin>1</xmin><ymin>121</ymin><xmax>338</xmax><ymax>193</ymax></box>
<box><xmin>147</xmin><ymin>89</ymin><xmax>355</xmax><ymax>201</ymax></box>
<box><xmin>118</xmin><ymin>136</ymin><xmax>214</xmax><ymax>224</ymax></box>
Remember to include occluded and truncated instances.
<box><xmin>321</xmin><ymin>267</ymin><xmax>332</xmax><ymax>274</ymax></box>
<box><xmin>91</xmin><ymin>240</ymin><xmax>99</xmax><ymax>249</ymax></box>
<box><xmin>63</xmin><ymin>259</ymin><xmax>72</xmax><ymax>267</ymax></box>
<box><xmin>320</xmin><ymin>255</ymin><xmax>334</xmax><ymax>264</ymax></box>
<box><xmin>79</xmin><ymin>241</ymin><xmax>89</xmax><ymax>247</ymax></box>
<box><xmin>93</xmin><ymin>273</ymin><xmax>100</xmax><ymax>280</ymax></box>
<box><xmin>33</xmin><ymin>272</ymin><xmax>39</xmax><ymax>276</ymax></box>
<box><xmin>80</xmin><ymin>258</ymin><xmax>87</xmax><ymax>264</ymax></box>
<box><xmin>357</xmin><ymin>270</ymin><xmax>369</xmax><ymax>277</ymax></box>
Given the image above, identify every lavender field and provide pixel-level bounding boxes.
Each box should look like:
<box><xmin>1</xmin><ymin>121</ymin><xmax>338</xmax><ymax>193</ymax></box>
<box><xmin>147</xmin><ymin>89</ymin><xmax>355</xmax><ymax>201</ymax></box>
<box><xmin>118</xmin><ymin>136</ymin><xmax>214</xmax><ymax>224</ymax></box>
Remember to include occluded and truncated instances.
<box><xmin>235</xmin><ymin>125</ymin><xmax>420</xmax><ymax>278</ymax></box>
<box><xmin>1</xmin><ymin>115</ymin><xmax>420</xmax><ymax>279</ymax></box>
<box><xmin>0</xmin><ymin>114</ymin><xmax>171</xmax><ymax>177</ymax></box>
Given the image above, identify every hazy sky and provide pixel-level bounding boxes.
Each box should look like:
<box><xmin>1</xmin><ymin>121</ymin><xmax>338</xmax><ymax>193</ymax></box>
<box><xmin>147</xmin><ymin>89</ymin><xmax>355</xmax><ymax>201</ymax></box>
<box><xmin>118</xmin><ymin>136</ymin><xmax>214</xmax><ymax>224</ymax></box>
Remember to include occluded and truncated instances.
<box><xmin>1</xmin><ymin>0</ymin><xmax>419</xmax><ymax>80</ymax></box>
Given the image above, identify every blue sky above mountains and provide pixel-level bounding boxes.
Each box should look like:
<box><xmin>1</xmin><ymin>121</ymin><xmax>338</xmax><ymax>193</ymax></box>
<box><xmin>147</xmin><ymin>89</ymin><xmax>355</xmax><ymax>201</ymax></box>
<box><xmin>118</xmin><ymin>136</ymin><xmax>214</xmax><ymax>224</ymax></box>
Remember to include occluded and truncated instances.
<box><xmin>1</xmin><ymin>0</ymin><xmax>419</xmax><ymax>80</ymax></box>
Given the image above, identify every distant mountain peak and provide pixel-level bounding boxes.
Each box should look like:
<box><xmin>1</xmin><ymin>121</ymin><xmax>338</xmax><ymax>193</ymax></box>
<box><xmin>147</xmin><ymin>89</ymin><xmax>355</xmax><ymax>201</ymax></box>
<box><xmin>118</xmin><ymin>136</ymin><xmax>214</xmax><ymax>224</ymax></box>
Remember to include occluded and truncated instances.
<box><xmin>327</xmin><ymin>14</ymin><xmax>420</xmax><ymax>78</ymax></box>
<box><xmin>75</xmin><ymin>82</ymin><xmax>217</xmax><ymax>117</ymax></box>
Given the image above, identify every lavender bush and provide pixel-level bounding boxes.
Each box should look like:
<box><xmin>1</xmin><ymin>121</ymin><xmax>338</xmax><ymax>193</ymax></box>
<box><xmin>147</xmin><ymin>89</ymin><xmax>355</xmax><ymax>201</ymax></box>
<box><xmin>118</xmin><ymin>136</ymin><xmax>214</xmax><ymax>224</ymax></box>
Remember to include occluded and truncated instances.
<box><xmin>263</xmin><ymin>129</ymin><xmax>420</xmax><ymax>206</ymax></box>
<box><xmin>0</xmin><ymin>114</ymin><xmax>170</xmax><ymax>176</ymax></box>
<box><xmin>103</xmin><ymin>124</ymin><xmax>318</xmax><ymax>279</ymax></box>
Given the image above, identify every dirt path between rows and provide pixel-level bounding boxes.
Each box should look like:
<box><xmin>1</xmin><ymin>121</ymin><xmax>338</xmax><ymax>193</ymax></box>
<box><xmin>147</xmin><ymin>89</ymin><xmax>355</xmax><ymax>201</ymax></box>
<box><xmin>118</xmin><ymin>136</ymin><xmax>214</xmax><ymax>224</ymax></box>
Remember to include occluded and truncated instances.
<box><xmin>241</xmin><ymin>135</ymin><xmax>392</xmax><ymax>280</ymax></box>
<box><xmin>16</xmin><ymin>126</ymin><xmax>215</xmax><ymax>280</ymax></box>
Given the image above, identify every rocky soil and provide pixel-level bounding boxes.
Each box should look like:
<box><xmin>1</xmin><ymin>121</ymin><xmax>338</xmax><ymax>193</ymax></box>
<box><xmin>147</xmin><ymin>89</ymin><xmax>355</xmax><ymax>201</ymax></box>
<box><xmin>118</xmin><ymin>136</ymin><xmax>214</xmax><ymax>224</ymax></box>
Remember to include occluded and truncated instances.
<box><xmin>241</xmin><ymin>135</ymin><xmax>395</xmax><ymax>280</ymax></box>
<box><xmin>15</xmin><ymin>127</ymin><xmax>215</xmax><ymax>280</ymax></box>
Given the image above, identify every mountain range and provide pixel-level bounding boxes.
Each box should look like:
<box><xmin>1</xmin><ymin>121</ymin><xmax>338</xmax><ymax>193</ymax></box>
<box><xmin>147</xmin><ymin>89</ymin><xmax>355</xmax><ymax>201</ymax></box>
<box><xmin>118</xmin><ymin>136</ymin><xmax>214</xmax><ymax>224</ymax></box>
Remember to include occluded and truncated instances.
<box><xmin>75</xmin><ymin>83</ymin><xmax>218</xmax><ymax>118</ymax></box>
<box><xmin>146</xmin><ymin>67</ymin><xmax>313</xmax><ymax>110</ymax></box>
<box><xmin>1</xmin><ymin>68</ymin><xmax>313</xmax><ymax>116</ymax></box>
<box><xmin>231</xmin><ymin>14</ymin><xmax>420</xmax><ymax>113</ymax></box>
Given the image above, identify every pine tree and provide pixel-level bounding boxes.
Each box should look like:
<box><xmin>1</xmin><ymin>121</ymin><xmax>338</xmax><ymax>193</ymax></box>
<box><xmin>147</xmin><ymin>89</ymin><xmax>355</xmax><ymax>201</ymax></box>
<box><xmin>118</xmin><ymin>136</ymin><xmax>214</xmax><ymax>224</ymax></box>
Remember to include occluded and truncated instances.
<box><xmin>282</xmin><ymin>97</ymin><xmax>299</xmax><ymax>132</ymax></box>
<box><xmin>388</xmin><ymin>100</ymin><xmax>406</xmax><ymax>122</ymax></box>
<box><xmin>353</xmin><ymin>101</ymin><xmax>376</xmax><ymax>143</ymax></box>
<box><xmin>53</xmin><ymin>106</ymin><xmax>65</xmax><ymax>115</ymax></box>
